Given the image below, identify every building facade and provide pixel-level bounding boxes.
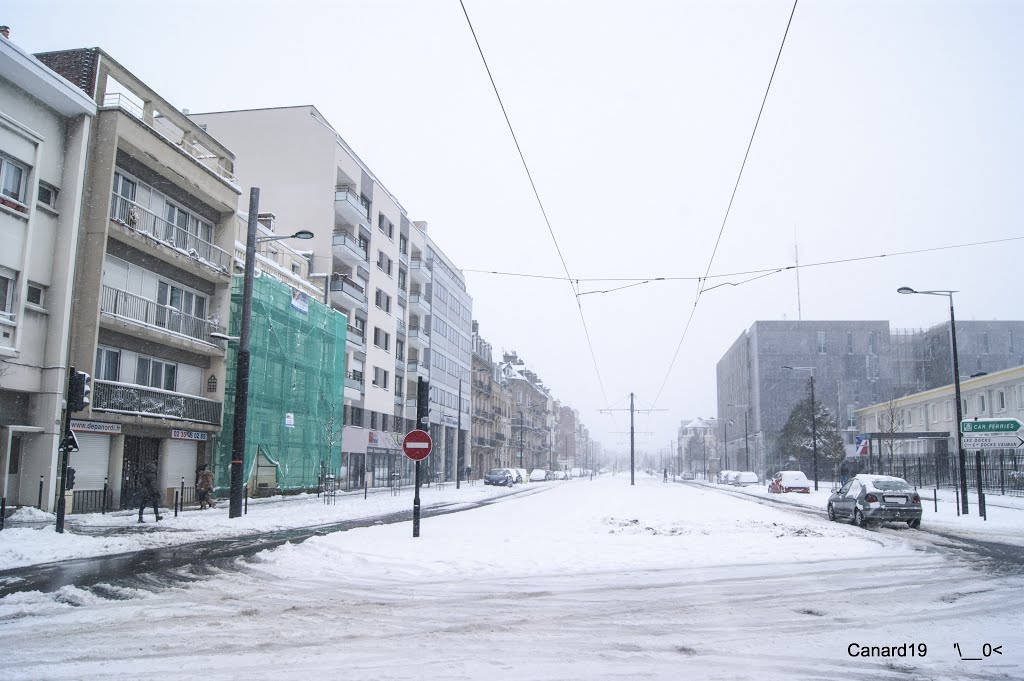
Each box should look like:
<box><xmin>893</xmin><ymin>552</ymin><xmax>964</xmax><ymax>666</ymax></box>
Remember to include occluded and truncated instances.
<box><xmin>36</xmin><ymin>48</ymin><xmax>240</xmax><ymax>510</ymax></box>
<box><xmin>0</xmin><ymin>36</ymin><xmax>95</xmax><ymax>511</ymax></box>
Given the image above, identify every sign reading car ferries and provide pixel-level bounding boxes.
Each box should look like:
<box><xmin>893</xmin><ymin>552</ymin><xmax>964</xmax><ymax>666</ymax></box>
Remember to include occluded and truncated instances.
<box><xmin>171</xmin><ymin>430</ymin><xmax>208</xmax><ymax>441</ymax></box>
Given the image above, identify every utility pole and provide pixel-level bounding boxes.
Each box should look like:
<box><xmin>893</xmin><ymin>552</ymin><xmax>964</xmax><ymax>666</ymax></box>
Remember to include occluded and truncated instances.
<box><xmin>456</xmin><ymin>377</ymin><xmax>462</xmax><ymax>490</ymax></box>
<box><xmin>600</xmin><ymin>393</ymin><xmax>665</xmax><ymax>486</ymax></box>
<box><xmin>413</xmin><ymin>377</ymin><xmax>429</xmax><ymax>537</ymax></box>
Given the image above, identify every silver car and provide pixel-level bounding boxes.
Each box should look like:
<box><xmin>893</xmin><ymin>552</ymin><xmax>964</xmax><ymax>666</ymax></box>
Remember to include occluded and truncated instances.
<box><xmin>827</xmin><ymin>474</ymin><xmax>922</xmax><ymax>529</ymax></box>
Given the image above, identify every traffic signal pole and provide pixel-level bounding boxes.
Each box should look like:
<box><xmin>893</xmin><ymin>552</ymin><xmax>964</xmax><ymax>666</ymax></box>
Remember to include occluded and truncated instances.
<box><xmin>55</xmin><ymin>367</ymin><xmax>77</xmax><ymax>533</ymax></box>
<box><xmin>414</xmin><ymin>377</ymin><xmax>429</xmax><ymax>538</ymax></box>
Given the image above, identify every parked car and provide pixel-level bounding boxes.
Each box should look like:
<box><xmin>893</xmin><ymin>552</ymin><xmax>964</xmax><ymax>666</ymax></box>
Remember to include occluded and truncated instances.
<box><xmin>682</xmin><ymin>472</ymin><xmax>695</xmax><ymax>480</ymax></box>
<box><xmin>529</xmin><ymin>468</ymin><xmax>549</xmax><ymax>482</ymax></box>
<box><xmin>733</xmin><ymin>471</ymin><xmax>759</xmax><ymax>486</ymax></box>
<box><xmin>769</xmin><ymin>471</ymin><xmax>811</xmax><ymax>493</ymax></box>
<box><xmin>717</xmin><ymin>470</ymin><xmax>735</xmax><ymax>484</ymax></box>
<box><xmin>484</xmin><ymin>468</ymin><xmax>515</xmax><ymax>487</ymax></box>
<box><xmin>552</xmin><ymin>470</ymin><xmax>568</xmax><ymax>480</ymax></box>
<box><xmin>724</xmin><ymin>471</ymin><xmax>742</xmax><ymax>485</ymax></box>
<box><xmin>827</xmin><ymin>474</ymin><xmax>922</xmax><ymax>529</ymax></box>
<box><xmin>514</xmin><ymin>468</ymin><xmax>528</xmax><ymax>484</ymax></box>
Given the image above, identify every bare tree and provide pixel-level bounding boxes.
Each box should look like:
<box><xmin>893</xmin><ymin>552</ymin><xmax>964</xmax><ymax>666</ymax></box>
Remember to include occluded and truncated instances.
<box><xmin>880</xmin><ymin>391</ymin><xmax>903</xmax><ymax>475</ymax></box>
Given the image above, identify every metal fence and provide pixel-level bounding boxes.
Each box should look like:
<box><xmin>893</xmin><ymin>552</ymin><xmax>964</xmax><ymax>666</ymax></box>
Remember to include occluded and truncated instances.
<box><xmin>72</xmin><ymin>488</ymin><xmax>115</xmax><ymax>513</ymax></box>
<box><xmin>852</xmin><ymin>452</ymin><xmax>1024</xmax><ymax>497</ymax></box>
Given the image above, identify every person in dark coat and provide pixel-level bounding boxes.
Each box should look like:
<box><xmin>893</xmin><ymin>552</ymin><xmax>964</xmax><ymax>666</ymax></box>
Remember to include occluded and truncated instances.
<box><xmin>196</xmin><ymin>465</ymin><xmax>215</xmax><ymax>510</ymax></box>
<box><xmin>138</xmin><ymin>462</ymin><xmax>162</xmax><ymax>523</ymax></box>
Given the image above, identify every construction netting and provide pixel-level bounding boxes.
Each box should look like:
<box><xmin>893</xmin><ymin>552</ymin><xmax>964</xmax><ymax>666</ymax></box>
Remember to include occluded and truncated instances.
<box><xmin>214</xmin><ymin>273</ymin><xmax>347</xmax><ymax>493</ymax></box>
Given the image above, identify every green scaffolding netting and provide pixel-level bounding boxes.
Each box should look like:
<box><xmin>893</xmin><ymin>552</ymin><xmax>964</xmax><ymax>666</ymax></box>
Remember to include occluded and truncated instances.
<box><xmin>215</xmin><ymin>273</ymin><xmax>347</xmax><ymax>492</ymax></box>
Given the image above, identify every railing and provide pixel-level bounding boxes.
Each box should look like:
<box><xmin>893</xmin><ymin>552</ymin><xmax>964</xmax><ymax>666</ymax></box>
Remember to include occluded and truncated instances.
<box><xmin>410</xmin><ymin>257</ymin><xmax>431</xmax><ymax>271</ymax></box>
<box><xmin>110</xmin><ymin>194</ymin><xmax>231</xmax><ymax>272</ymax></box>
<box><xmin>93</xmin><ymin>380</ymin><xmax>222</xmax><ymax>424</ymax></box>
<box><xmin>345</xmin><ymin>370</ymin><xmax>365</xmax><ymax>392</ymax></box>
<box><xmin>335</xmin><ymin>185</ymin><xmax>370</xmax><ymax>222</ymax></box>
<box><xmin>346</xmin><ymin>324</ymin><xmax>364</xmax><ymax>345</ymax></box>
<box><xmin>399</xmin><ymin>249</ymin><xmax>409</xmax><ymax>264</ymax></box>
<box><xmin>100</xmin><ymin>286</ymin><xmax>223</xmax><ymax>345</ymax></box>
<box><xmin>330</xmin><ymin>277</ymin><xmax>367</xmax><ymax>303</ymax></box>
<box><xmin>409</xmin><ymin>293</ymin><xmax>429</xmax><ymax>308</ymax></box>
<box><xmin>408</xmin><ymin>326</ymin><xmax>429</xmax><ymax>341</ymax></box>
<box><xmin>405</xmin><ymin>398</ymin><xmax>417</xmax><ymax>409</ymax></box>
<box><xmin>102</xmin><ymin>94</ymin><xmax>237</xmax><ymax>184</ymax></box>
<box><xmin>394</xmin><ymin>394</ymin><xmax>405</xmax><ymax>405</ymax></box>
<box><xmin>396</xmin><ymin>319</ymin><xmax>407</xmax><ymax>334</ymax></box>
<box><xmin>332</xmin><ymin>230</ymin><xmax>368</xmax><ymax>261</ymax></box>
<box><xmin>72</xmin><ymin>488</ymin><xmax>115</xmax><ymax>514</ymax></box>
<box><xmin>395</xmin><ymin>356</ymin><xmax>405</xmax><ymax>370</ymax></box>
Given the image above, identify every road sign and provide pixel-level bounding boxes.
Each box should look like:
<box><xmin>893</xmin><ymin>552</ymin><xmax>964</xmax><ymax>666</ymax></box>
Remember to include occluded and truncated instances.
<box><xmin>961</xmin><ymin>418</ymin><xmax>1023</xmax><ymax>434</ymax></box>
<box><xmin>961</xmin><ymin>434</ymin><xmax>1024</xmax><ymax>450</ymax></box>
<box><xmin>402</xmin><ymin>429</ymin><xmax>433</xmax><ymax>461</ymax></box>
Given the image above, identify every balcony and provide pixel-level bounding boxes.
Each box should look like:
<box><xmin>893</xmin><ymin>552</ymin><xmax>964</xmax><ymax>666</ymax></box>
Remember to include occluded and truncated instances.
<box><xmin>407</xmin><ymin>326</ymin><xmax>429</xmax><ymax>347</ymax></box>
<box><xmin>405</xmin><ymin>398</ymin><xmax>417</xmax><ymax>410</ymax></box>
<box><xmin>330</xmin><ymin>277</ymin><xmax>368</xmax><ymax>311</ymax></box>
<box><xmin>346</xmin><ymin>324</ymin><xmax>364</xmax><ymax>348</ymax></box>
<box><xmin>345</xmin><ymin>370</ymin><xmax>365</xmax><ymax>393</ymax></box>
<box><xmin>409</xmin><ymin>292</ymin><xmax>430</xmax><ymax>313</ymax></box>
<box><xmin>93</xmin><ymin>380</ymin><xmax>222</xmax><ymax>425</ymax></box>
<box><xmin>100</xmin><ymin>285</ymin><xmax>224</xmax><ymax>350</ymax></box>
<box><xmin>397</xmin><ymin>288</ymin><xmax>408</xmax><ymax>307</ymax></box>
<box><xmin>110</xmin><ymin>194</ymin><xmax>231</xmax><ymax>274</ymax></box>
<box><xmin>494</xmin><ymin>432</ymin><xmax>506</xmax><ymax>442</ymax></box>
<box><xmin>394</xmin><ymin>394</ymin><xmax>405</xmax><ymax>406</ymax></box>
<box><xmin>332</xmin><ymin>230</ymin><xmax>368</xmax><ymax>265</ymax></box>
<box><xmin>409</xmin><ymin>257</ymin><xmax>432</xmax><ymax>283</ymax></box>
<box><xmin>395</xmin><ymin>355</ymin><xmax>406</xmax><ymax>371</ymax></box>
<box><xmin>396</xmin><ymin>318</ymin><xmax>407</xmax><ymax>335</ymax></box>
<box><xmin>334</xmin><ymin>185</ymin><xmax>370</xmax><ymax>228</ymax></box>
<box><xmin>101</xmin><ymin>93</ymin><xmax>237</xmax><ymax>185</ymax></box>
<box><xmin>399</xmin><ymin>248</ymin><xmax>409</xmax><ymax>265</ymax></box>
<box><xmin>407</xmin><ymin>360</ymin><xmax>429</xmax><ymax>377</ymax></box>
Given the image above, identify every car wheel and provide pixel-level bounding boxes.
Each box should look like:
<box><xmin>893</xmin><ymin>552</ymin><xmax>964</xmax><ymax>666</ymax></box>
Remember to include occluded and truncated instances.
<box><xmin>907</xmin><ymin>519</ymin><xmax>921</xmax><ymax>529</ymax></box>
<box><xmin>854</xmin><ymin>508</ymin><xmax>868</xmax><ymax>529</ymax></box>
<box><xmin>827</xmin><ymin>503</ymin><xmax>836</xmax><ymax>522</ymax></box>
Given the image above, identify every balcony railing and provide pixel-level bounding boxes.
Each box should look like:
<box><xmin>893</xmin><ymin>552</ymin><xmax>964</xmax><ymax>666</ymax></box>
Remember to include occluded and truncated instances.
<box><xmin>335</xmin><ymin>185</ymin><xmax>370</xmax><ymax>224</ymax></box>
<box><xmin>408</xmin><ymin>326</ymin><xmax>429</xmax><ymax>342</ymax></box>
<box><xmin>102</xmin><ymin>93</ymin><xmax>238</xmax><ymax>184</ymax></box>
<box><xmin>346</xmin><ymin>324</ymin><xmax>364</xmax><ymax>346</ymax></box>
<box><xmin>110</xmin><ymin>194</ymin><xmax>231</xmax><ymax>273</ymax></box>
<box><xmin>395</xmin><ymin>356</ymin><xmax>406</xmax><ymax>370</ymax></box>
<box><xmin>330</xmin><ymin>277</ymin><xmax>367</xmax><ymax>304</ymax></box>
<box><xmin>396</xmin><ymin>318</ymin><xmax>407</xmax><ymax>334</ymax></box>
<box><xmin>332</xmin><ymin>230</ymin><xmax>368</xmax><ymax>262</ymax></box>
<box><xmin>345</xmin><ymin>370</ymin><xmax>365</xmax><ymax>392</ymax></box>
<box><xmin>100</xmin><ymin>286</ymin><xmax>223</xmax><ymax>345</ymax></box>
<box><xmin>405</xmin><ymin>398</ymin><xmax>417</xmax><ymax>409</ymax></box>
<box><xmin>93</xmin><ymin>380</ymin><xmax>222</xmax><ymax>424</ymax></box>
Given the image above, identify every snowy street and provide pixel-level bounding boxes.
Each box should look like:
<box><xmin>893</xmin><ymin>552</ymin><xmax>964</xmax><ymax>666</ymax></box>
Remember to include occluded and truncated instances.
<box><xmin>2</xmin><ymin>475</ymin><xmax>1021</xmax><ymax>680</ymax></box>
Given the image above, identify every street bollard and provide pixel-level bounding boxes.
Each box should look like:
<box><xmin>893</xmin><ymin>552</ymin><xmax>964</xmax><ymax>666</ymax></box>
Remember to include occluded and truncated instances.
<box><xmin>174</xmin><ymin>490</ymin><xmax>179</xmax><ymax>518</ymax></box>
<box><xmin>37</xmin><ymin>476</ymin><xmax>43</xmax><ymax>510</ymax></box>
<box><xmin>102</xmin><ymin>478</ymin><xmax>109</xmax><ymax>514</ymax></box>
<box><xmin>180</xmin><ymin>477</ymin><xmax>185</xmax><ymax>512</ymax></box>
<box><xmin>1</xmin><ymin>496</ymin><xmax>5</xmax><ymax>531</ymax></box>
<box><xmin>933</xmin><ymin>489</ymin><xmax>937</xmax><ymax>513</ymax></box>
<box><xmin>244</xmin><ymin>486</ymin><xmax>248</xmax><ymax>514</ymax></box>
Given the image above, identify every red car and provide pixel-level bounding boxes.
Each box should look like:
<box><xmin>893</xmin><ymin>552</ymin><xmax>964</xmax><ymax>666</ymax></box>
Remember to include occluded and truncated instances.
<box><xmin>769</xmin><ymin>471</ymin><xmax>811</xmax><ymax>494</ymax></box>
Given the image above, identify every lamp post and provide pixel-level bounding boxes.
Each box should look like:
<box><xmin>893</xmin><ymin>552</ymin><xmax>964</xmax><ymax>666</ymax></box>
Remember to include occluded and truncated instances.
<box><xmin>898</xmin><ymin>286</ymin><xmax>969</xmax><ymax>513</ymax></box>
<box><xmin>782</xmin><ymin>366</ymin><xmax>818</xmax><ymax>491</ymax></box>
<box><xmin>226</xmin><ymin>188</ymin><xmax>313</xmax><ymax>519</ymax></box>
<box><xmin>728</xmin><ymin>403</ymin><xmax>750</xmax><ymax>470</ymax></box>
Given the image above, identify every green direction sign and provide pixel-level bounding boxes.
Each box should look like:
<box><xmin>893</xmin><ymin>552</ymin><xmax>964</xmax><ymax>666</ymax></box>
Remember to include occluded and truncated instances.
<box><xmin>960</xmin><ymin>418</ymin><xmax>1023</xmax><ymax>434</ymax></box>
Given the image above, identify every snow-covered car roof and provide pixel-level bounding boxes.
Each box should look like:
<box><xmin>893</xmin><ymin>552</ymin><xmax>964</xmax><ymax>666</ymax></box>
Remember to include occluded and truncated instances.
<box><xmin>852</xmin><ymin>474</ymin><xmax>913</xmax><ymax>491</ymax></box>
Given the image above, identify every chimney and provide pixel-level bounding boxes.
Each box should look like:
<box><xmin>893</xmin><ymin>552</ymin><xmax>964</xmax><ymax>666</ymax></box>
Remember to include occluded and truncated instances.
<box><xmin>257</xmin><ymin>212</ymin><xmax>276</xmax><ymax>232</ymax></box>
<box><xmin>0</xmin><ymin>26</ymin><xmax>10</xmax><ymax>40</ymax></box>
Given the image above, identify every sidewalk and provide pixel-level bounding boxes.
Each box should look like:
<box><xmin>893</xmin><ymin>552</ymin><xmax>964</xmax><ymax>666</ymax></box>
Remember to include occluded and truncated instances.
<box><xmin>0</xmin><ymin>479</ymin><xmax>520</xmax><ymax>571</ymax></box>
<box><xmin>685</xmin><ymin>475</ymin><xmax>1024</xmax><ymax>547</ymax></box>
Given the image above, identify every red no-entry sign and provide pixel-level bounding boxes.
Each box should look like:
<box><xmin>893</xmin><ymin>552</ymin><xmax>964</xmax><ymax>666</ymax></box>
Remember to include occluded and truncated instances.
<box><xmin>403</xmin><ymin>429</ymin><xmax>433</xmax><ymax>461</ymax></box>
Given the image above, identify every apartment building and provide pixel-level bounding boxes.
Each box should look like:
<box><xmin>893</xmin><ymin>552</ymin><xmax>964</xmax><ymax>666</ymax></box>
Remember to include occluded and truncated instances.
<box><xmin>36</xmin><ymin>48</ymin><xmax>240</xmax><ymax>510</ymax></box>
<box><xmin>471</xmin><ymin>321</ymin><xmax>513</xmax><ymax>474</ymax></box>
<box><xmin>0</xmin><ymin>35</ymin><xmax>95</xmax><ymax>511</ymax></box>
<box><xmin>500</xmin><ymin>352</ymin><xmax>552</xmax><ymax>471</ymax></box>
<box><xmin>189</xmin><ymin>106</ymin><xmax>473</xmax><ymax>485</ymax></box>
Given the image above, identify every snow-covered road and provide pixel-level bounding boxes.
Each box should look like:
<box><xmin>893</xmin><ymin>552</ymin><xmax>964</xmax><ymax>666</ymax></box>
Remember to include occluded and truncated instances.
<box><xmin>2</xmin><ymin>476</ymin><xmax>1021</xmax><ymax>680</ymax></box>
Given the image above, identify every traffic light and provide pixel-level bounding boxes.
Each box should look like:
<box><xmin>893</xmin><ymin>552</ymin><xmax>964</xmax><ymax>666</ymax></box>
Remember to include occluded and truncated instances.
<box><xmin>65</xmin><ymin>467</ymin><xmax>76</xmax><ymax>490</ymax></box>
<box><xmin>68</xmin><ymin>368</ymin><xmax>91</xmax><ymax>412</ymax></box>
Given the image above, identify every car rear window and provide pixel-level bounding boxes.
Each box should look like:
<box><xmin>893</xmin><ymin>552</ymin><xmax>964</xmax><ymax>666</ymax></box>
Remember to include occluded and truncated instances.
<box><xmin>871</xmin><ymin>479</ymin><xmax>912</xmax><ymax>491</ymax></box>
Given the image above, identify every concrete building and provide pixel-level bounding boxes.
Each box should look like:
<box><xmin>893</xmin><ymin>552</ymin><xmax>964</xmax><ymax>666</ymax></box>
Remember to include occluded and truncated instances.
<box><xmin>678</xmin><ymin>417</ymin><xmax>719</xmax><ymax>476</ymax></box>
<box><xmin>500</xmin><ymin>351</ymin><xmax>551</xmax><ymax>471</ymax></box>
<box><xmin>189</xmin><ymin>106</ymin><xmax>472</xmax><ymax>484</ymax></box>
<box><xmin>717</xmin><ymin>319</ymin><xmax>1024</xmax><ymax>477</ymax></box>
<box><xmin>0</xmin><ymin>35</ymin><xmax>95</xmax><ymax>511</ymax></box>
<box><xmin>470</xmin><ymin>321</ymin><xmax>513</xmax><ymax>475</ymax></box>
<box><xmin>33</xmin><ymin>47</ymin><xmax>240</xmax><ymax>511</ymax></box>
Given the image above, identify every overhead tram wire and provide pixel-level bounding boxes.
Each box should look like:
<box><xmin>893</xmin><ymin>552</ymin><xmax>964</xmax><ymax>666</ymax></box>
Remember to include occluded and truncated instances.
<box><xmin>653</xmin><ymin>0</ymin><xmax>798</xmax><ymax>405</ymax></box>
<box><xmin>458</xmin><ymin>0</ymin><xmax>608</xmax><ymax>405</ymax></box>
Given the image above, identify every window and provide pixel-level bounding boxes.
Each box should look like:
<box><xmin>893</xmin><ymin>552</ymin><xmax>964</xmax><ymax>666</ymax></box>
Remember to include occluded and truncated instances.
<box><xmin>0</xmin><ymin>154</ymin><xmax>27</xmax><ymax>204</ymax></box>
<box><xmin>399</xmin><ymin>235</ymin><xmax>408</xmax><ymax>255</ymax></box>
<box><xmin>997</xmin><ymin>390</ymin><xmax>1006</xmax><ymax>412</ymax></box>
<box><xmin>372</xmin><ymin>367</ymin><xmax>389</xmax><ymax>389</ymax></box>
<box><xmin>359</xmin><ymin>194</ymin><xmax>371</xmax><ymax>219</ymax></box>
<box><xmin>37</xmin><ymin>183</ymin><xmax>58</xmax><ymax>208</ymax></box>
<box><xmin>396</xmin><ymin>339</ymin><xmax>405</xmax><ymax>361</ymax></box>
<box><xmin>377</xmin><ymin>251</ymin><xmax>393</xmax><ymax>276</ymax></box>
<box><xmin>136</xmin><ymin>355</ymin><xmax>177</xmax><ymax>391</ymax></box>
<box><xmin>962</xmin><ymin>398</ymin><xmax>969</xmax><ymax>416</ymax></box>
<box><xmin>868</xmin><ymin>331</ymin><xmax>878</xmax><ymax>354</ymax></box>
<box><xmin>372</xmin><ymin>327</ymin><xmax>390</xmax><ymax>351</ymax></box>
<box><xmin>370</xmin><ymin>411</ymin><xmax>378</xmax><ymax>430</ymax></box>
<box><xmin>945</xmin><ymin>400</ymin><xmax>952</xmax><ymax>420</ymax></box>
<box><xmin>374</xmin><ymin>288</ymin><xmax>391</xmax><ymax>313</ymax></box>
<box><xmin>982</xmin><ymin>332</ymin><xmax>990</xmax><ymax>354</ymax></box>
<box><xmin>378</xmin><ymin>213</ymin><xmax>394</xmax><ymax>239</ymax></box>
<box><xmin>928</xmin><ymin>403</ymin><xmax>937</xmax><ymax>423</ymax></box>
<box><xmin>817</xmin><ymin>331</ymin><xmax>828</xmax><ymax>354</ymax></box>
<box><xmin>95</xmin><ymin>346</ymin><xmax>121</xmax><ymax>381</ymax></box>
<box><xmin>0</xmin><ymin>270</ymin><xmax>13</xmax><ymax>316</ymax></box>
<box><xmin>979</xmin><ymin>394</ymin><xmax>987</xmax><ymax>414</ymax></box>
<box><xmin>156</xmin><ymin>281</ymin><xmax>207</xmax><ymax>334</ymax></box>
<box><xmin>847</xmin><ymin>331</ymin><xmax>854</xmax><ymax>354</ymax></box>
<box><xmin>398</xmin><ymin>269</ymin><xmax>407</xmax><ymax>291</ymax></box>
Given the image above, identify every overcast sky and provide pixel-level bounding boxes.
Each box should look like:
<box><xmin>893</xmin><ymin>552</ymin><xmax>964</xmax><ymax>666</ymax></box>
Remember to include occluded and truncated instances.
<box><xmin>9</xmin><ymin>0</ymin><xmax>1023</xmax><ymax>457</ymax></box>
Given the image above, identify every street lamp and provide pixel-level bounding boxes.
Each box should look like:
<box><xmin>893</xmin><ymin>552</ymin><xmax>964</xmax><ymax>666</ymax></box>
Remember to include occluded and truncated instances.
<box><xmin>228</xmin><ymin>189</ymin><xmax>315</xmax><ymax>518</ymax></box>
<box><xmin>728</xmin><ymin>403</ymin><xmax>750</xmax><ymax>471</ymax></box>
<box><xmin>898</xmin><ymin>286</ymin><xmax>969</xmax><ymax>513</ymax></box>
<box><xmin>783</xmin><ymin>366</ymin><xmax>818</xmax><ymax>491</ymax></box>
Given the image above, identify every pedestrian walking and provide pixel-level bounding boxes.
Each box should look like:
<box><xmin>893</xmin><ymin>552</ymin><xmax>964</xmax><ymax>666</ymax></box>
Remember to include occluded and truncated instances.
<box><xmin>196</xmin><ymin>465</ymin><xmax>215</xmax><ymax>509</ymax></box>
<box><xmin>138</xmin><ymin>462</ymin><xmax>162</xmax><ymax>523</ymax></box>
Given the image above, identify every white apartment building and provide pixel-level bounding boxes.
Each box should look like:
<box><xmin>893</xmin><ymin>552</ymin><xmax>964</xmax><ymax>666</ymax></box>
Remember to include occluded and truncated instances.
<box><xmin>189</xmin><ymin>106</ymin><xmax>471</xmax><ymax>484</ymax></box>
<box><xmin>35</xmin><ymin>48</ymin><xmax>240</xmax><ymax>511</ymax></box>
<box><xmin>0</xmin><ymin>35</ymin><xmax>95</xmax><ymax>512</ymax></box>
